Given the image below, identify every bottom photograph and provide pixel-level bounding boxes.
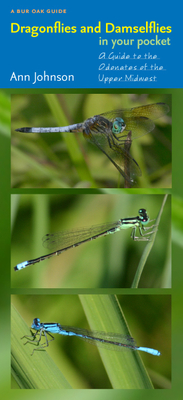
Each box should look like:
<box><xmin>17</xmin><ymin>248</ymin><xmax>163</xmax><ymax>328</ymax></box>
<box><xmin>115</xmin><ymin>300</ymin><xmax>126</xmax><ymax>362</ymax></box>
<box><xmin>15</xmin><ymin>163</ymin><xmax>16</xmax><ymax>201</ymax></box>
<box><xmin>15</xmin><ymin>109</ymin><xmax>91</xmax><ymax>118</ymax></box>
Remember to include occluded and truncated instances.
<box><xmin>11</xmin><ymin>294</ymin><xmax>171</xmax><ymax>390</ymax></box>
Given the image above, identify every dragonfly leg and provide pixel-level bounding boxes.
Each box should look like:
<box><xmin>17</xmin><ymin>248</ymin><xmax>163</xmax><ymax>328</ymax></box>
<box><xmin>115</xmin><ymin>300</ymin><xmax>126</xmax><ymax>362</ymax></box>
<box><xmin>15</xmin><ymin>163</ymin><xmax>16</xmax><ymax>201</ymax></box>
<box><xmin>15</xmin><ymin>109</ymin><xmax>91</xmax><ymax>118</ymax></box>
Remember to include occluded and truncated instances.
<box><xmin>22</xmin><ymin>329</ymin><xmax>55</xmax><ymax>355</ymax></box>
<box><xmin>104</xmin><ymin>128</ymin><xmax>125</xmax><ymax>149</ymax></box>
<box><xmin>112</xmin><ymin>130</ymin><xmax>128</xmax><ymax>143</ymax></box>
<box><xmin>31</xmin><ymin>331</ymin><xmax>55</xmax><ymax>355</ymax></box>
<box><xmin>21</xmin><ymin>329</ymin><xmax>40</xmax><ymax>343</ymax></box>
<box><xmin>105</xmin><ymin>131</ymin><xmax>116</xmax><ymax>149</ymax></box>
<box><xmin>131</xmin><ymin>224</ymin><xmax>157</xmax><ymax>241</ymax></box>
<box><xmin>133</xmin><ymin>235</ymin><xmax>151</xmax><ymax>241</ymax></box>
<box><xmin>138</xmin><ymin>230</ymin><xmax>157</xmax><ymax>239</ymax></box>
<box><xmin>142</xmin><ymin>223</ymin><xmax>158</xmax><ymax>231</ymax></box>
<box><xmin>21</xmin><ymin>329</ymin><xmax>43</xmax><ymax>351</ymax></box>
<box><xmin>141</xmin><ymin>224</ymin><xmax>158</xmax><ymax>236</ymax></box>
<box><xmin>148</xmin><ymin>218</ymin><xmax>156</xmax><ymax>223</ymax></box>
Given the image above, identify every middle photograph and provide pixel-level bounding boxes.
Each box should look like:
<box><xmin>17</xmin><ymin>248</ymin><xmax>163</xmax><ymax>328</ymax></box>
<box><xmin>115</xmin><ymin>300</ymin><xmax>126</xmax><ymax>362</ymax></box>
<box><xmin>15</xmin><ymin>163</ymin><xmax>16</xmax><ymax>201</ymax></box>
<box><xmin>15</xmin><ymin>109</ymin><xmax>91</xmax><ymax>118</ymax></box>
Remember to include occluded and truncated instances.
<box><xmin>11</xmin><ymin>193</ymin><xmax>171</xmax><ymax>289</ymax></box>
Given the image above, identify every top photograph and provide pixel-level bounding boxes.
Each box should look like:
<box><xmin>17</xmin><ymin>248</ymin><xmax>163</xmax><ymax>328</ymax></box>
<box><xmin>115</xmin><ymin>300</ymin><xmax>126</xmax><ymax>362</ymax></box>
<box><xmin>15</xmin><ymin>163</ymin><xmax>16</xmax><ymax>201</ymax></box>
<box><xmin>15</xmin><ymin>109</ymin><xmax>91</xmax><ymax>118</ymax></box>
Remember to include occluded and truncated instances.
<box><xmin>11</xmin><ymin>93</ymin><xmax>171</xmax><ymax>189</ymax></box>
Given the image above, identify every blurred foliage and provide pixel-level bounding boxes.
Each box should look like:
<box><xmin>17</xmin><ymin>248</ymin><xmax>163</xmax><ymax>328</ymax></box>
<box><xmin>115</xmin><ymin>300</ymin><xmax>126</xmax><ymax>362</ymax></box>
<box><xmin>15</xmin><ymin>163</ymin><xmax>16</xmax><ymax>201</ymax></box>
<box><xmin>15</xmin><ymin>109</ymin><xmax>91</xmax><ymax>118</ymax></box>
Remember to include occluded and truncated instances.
<box><xmin>0</xmin><ymin>91</ymin><xmax>10</xmax><ymax>137</ymax></box>
<box><xmin>11</xmin><ymin>93</ymin><xmax>171</xmax><ymax>188</ymax></box>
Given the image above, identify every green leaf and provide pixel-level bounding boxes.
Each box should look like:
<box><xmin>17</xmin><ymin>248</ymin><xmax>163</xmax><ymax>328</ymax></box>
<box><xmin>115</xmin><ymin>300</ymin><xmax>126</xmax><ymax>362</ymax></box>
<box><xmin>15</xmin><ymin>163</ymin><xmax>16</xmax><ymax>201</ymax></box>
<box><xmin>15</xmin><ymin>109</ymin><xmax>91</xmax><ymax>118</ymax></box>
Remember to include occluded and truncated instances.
<box><xmin>79</xmin><ymin>294</ymin><xmax>154</xmax><ymax>389</ymax></box>
<box><xmin>131</xmin><ymin>194</ymin><xmax>169</xmax><ymax>288</ymax></box>
<box><xmin>11</xmin><ymin>304</ymin><xmax>72</xmax><ymax>389</ymax></box>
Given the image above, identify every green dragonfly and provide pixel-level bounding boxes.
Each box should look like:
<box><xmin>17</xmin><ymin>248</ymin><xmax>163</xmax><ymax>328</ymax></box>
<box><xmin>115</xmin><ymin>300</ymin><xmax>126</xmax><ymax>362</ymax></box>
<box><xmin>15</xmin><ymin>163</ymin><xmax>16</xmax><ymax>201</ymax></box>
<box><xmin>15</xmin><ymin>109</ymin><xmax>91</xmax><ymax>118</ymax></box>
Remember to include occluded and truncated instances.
<box><xmin>16</xmin><ymin>102</ymin><xmax>169</xmax><ymax>183</ymax></box>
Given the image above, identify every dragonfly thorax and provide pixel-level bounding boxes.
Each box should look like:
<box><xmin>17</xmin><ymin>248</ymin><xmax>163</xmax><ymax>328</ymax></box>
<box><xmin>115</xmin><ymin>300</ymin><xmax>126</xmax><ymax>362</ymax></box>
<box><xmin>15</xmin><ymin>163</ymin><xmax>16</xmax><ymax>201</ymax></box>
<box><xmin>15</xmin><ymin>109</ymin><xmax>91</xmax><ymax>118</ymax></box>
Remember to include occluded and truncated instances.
<box><xmin>112</xmin><ymin>117</ymin><xmax>126</xmax><ymax>134</ymax></box>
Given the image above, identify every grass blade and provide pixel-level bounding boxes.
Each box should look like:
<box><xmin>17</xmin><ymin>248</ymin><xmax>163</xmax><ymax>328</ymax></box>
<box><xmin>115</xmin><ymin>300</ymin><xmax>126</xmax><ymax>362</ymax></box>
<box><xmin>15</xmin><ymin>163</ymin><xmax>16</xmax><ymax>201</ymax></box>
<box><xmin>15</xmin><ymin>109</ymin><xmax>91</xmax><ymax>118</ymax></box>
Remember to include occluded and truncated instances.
<box><xmin>79</xmin><ymin>294</ymin><xmax>154</xmax><ymax>389</ymax></box>
<box><xmin>131</xmin><ymin>194</ymin><xmax>169</xmax><ymax>288</ymax></box>
<box><xmin>44</xmin><ymin>94</ymin><xmax>97</xmax><ymax>187</ymax></box>
<box><xmin>11</xmin><ymin>304</ymin><xmax>72</xmax><ymax>389</ymax></box>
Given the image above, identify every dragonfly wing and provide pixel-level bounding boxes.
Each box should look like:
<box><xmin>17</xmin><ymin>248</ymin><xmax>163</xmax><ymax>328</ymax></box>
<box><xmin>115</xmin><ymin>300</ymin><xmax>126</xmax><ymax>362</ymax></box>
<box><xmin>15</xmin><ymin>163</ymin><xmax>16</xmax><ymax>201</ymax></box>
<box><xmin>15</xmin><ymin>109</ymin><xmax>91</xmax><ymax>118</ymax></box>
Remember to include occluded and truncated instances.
<box><xmin>124</xmin><ymin>116</ymin><xmax>155</xmax><ymax>139</ymax></box>
<box><xmin>127</xmin><ymin>102</ymin><xmax>170</xmax><ymax>119</ymax></box>
<box><xmin>86</xmin><ymin>129</ymin><xmax>141</xmax><ymax>182</ymax></box>
<box><xmin>59</xmin><ymin>325</ymin><xmax>136</xmax><ymax>351</ymax></box>
<box><xmin>100</xmin><ymin>103</ymin><xmax>169</xmax><ymax>139</ymax></box>
<box><xmin>100</xmin><ymin>103</ymin><xmax>169</xmax><ymax>121</ymax></box>
<box><xmin>42</xmin><ymin>221</ymin><xmax>120</xmax><ymax>250</ymax></box>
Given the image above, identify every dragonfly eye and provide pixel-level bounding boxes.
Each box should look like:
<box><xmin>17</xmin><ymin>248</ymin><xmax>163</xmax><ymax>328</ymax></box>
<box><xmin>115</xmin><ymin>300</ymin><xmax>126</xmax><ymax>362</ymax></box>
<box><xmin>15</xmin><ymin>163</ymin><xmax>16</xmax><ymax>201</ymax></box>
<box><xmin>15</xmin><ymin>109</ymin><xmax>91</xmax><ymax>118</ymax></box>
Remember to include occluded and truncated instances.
<box><xmin>112</xmin><ymin>118</ymin><xmax>125</xmax><ymax>134</ymax></box>
<box><xmin>33</xmin><ymin>318</ymin><xmax>40</xmax><ymax>327</ymax></box>
<box><xmin>138</xmin><ymin>208</ymin><xmax>146</xmax><ymax>215</ymax></box>
<box><xmin>138</xmin><ymin>209</ymin><xmax>149</xmax><ymax>223</ymax></box>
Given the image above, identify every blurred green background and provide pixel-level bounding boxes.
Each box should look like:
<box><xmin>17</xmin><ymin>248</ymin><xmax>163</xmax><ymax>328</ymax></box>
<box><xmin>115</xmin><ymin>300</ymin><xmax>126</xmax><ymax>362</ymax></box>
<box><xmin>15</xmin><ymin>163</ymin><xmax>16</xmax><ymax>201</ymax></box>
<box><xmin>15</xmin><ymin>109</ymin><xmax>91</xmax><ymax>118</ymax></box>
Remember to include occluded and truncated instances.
<box><xmin>11</xmin><ymin>193</ymin><xmax>171</xmax><ymax>288</ymax></box>
<box><xmin>11</xmin><ymin>294</ymin><xmax>171</xmax><ymax>389</ymax></box>
<box><xmin>11</xmin><ymin>93</ymin><xmax>171</xmax><ymax>188</ymax></box>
